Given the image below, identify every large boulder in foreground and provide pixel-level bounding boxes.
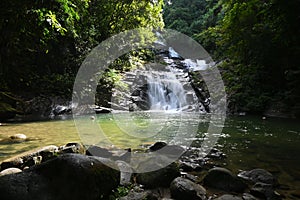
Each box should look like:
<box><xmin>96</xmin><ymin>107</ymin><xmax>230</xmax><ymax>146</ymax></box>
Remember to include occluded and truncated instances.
<box><xmin>0</xmin><ymin>154</ymin><xmax>120</xmax><ymax>200</ymax></box>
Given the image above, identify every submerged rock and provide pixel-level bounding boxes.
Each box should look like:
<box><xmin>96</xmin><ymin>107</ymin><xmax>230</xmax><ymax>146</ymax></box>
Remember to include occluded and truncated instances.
<box><xmin>0</xmin><ymin>154</ymin><xmax>120</xmax><ymax>200</ymax></box>
<box><xmin>170</xmin><ymin>177</ymin><xmax>206</xmax><ymax>200</ymax></box>
<box><xmin>0</xmin><ymin>133</ymin><xmax>28</xmax><ymax>144</ymax></box>
<box><xmin>203</xmin><ymin>167</ymin><xmax>247</xmax><ymax>193</ymax></box>
<box><xmin>250</xmin><ymin>182</ymin><xmax>282</xmax><ymax>200</ymax></box>
<box><xmin>238</xmin><ymin>168</ymin><xmax>277</xmax><ymax>185</ymax></box>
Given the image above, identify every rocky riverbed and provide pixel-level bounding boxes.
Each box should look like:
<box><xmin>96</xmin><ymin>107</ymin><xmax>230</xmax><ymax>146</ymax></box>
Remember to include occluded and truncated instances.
<box><xmin>0</xmin><ymin>141</ymin><xmax>289</xmax><ymax>200</ymax></box>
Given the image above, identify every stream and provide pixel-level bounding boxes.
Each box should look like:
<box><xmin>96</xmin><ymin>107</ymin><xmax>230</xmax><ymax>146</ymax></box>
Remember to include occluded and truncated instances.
<box><xmin>0</xmin><ymin>114</ymin><xmax>299</xmax><ymax>197</ymax></box>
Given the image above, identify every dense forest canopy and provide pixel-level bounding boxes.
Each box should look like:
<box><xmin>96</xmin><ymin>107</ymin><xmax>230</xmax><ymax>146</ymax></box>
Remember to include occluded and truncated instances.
<box><xmin>164</xmin><ymin>0</ymin><xmax>300</xmax><ymax>117</ymax></box>
<box><xmin>0</xmin><ymin>0</ymin><xmax>299</xmax><ymax>119</ymax></box>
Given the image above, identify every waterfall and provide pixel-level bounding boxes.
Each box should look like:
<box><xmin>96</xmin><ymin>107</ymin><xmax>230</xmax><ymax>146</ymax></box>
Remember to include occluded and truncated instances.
<box><xmin>146</xmin><ymin>71</ymin><xmax>187</xmax><ymax>111</ymax></box>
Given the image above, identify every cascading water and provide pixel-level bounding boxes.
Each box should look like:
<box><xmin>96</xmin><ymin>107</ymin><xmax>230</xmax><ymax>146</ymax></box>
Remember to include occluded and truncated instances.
<box><xmin>146</xmin><ymin>71</ymin><xmax>187</xmax><ymax>111</ymax></box>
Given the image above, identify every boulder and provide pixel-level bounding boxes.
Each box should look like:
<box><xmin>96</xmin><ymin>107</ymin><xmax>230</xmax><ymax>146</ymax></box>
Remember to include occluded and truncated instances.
<box><xmin>0</xmin><ymin>154</ymin><xmax>120</xmax><ymax>200</ymax></box>
<box><xmin>60</xmin><ymin>142</ymin><xmax>85</xmax><ymax>154</ymax></box>
<box><xmin>238</xmin><ymin>168</ymin><xmax>277</xmax><ymax>185</ymax></box>
<box><xmin>119</xmin><ymin>190</ymin><xmax>158</xmax><ymax>200</ymax></box>
<box><xmin>86</xmin><ymin>145</ymin><xmax>113</xmax><ymax>158</ymax></box>
<box><xmin>0</xmin><ymin>145</ymin><xmax>58</xmax><ymax>170</ymax></box>
<box><xmin>203</xmin><ymin>167</ymin><xmax>247</xmax><ymax>193</ymax></box>
<box><xmin>250</xmin><ymin>182</ymin><xmax>282</xmax><ymax>200</ymax></box>
<box><xmin>148</xmin><ymin>142</ymin><xmax>185</xmax><ymax>158</ymax></box>
<box><xmin>170</xmin><ymin>177</ymin><xmax>206</xmax><ymax>200</ymax></box>
<box><xmin>0</xmin><ymin>168</ymin><xmax>22</xmax><ymax>176</ymax></box>
<box><xmin>136</xmin><ymin>156</ymin><xmax>180</xmax><ymax>188</ymax></box>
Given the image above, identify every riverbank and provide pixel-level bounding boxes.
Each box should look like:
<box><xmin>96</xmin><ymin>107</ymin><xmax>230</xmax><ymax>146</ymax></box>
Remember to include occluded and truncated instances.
<box><xmin>0</xmin><ymin>141</ymin><xmax>293</xmax><ymax>200</ymax></box>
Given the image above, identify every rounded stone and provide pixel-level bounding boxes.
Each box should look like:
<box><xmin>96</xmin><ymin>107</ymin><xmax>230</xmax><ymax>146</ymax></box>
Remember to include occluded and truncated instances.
<box><xmin>170</xmin><ymin>177</ymin><xmax>206</xmax><ymax>200</ymax></box>
<box><xmin>203</xmin><ymin>167</ymin><xmax>247</xmax><ymax>193</ymax></box>
<box><xmin>0</xmin><ymin>168</ymin><xmax>22</xmax><ymax>176</ymax></box>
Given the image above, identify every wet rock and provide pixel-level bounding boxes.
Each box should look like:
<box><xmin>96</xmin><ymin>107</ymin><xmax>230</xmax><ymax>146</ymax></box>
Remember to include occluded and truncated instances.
<box><xmin>119</xmin><ymin>190</ymin><xmax>159</xmax><ymax>200</ymax></box>
<box><xmin>136</xmin><ymin>156</ymin><xmax>180</xmax><ymax>188</ymax></box>
<box><xmin>0</xmin><ymin>145</ymin><xmax>58</xmax><ymax>170</ymax></box>
<box><xmin>203</xmin><ymin>167</ymin><xmax>247</xmax><ymax>193</ymax></box>
<box><xmin>10</xmin><ymin>133</ymin><xmax>27</xmax><ymax>141</ymax></box>
<box><xmin>148</xmin><ymin>142</ymin><xmax>185</xmax><ymax>157</ymax></box>
<box><xmin>0</xmin><ymin>154</ymin><xmax>120</xmax><ymax>200</ymax></box>
<box><xmin>179</xmin><ymin>161</ymin><xmax>202</xmax><ymax>172</ymax></box>
<box><xmin>206</xmin><ymin>148</ymin><xmax>226</xmax><ymax>159</ymax></box>
<box><xmin>242</xmin><ymin>193</ymin><xmax>259</xmax><ymax>200</ymax></box>
<box><xmin>94</xmin><ymin>106</ymin><xmax>112</xmax><ymax>114</ymax></box>
<box><xmin>52</xmin><ymin>105</ymin><xmax>71</xmax><ymax>116</ymax></box>
<box><xmin>86</xmin><ymin>145</ymin><xmax>113</xmax><ymax>158</ymax></box>
<box><xmin>149</xmin><ymin>141</ymin><xmax>167</xmax><ymax>151</ymax></box>
<box><xmin>0</xmin><ymin>134</ymin><xmax>28</xmax><ymax>144</ymax></box>
<box><xmin>60</xmin><ymin>142</ymin><xmax>85</xmax><ymax>154</ymax></box>
<box><xmin>182</xmin><ymin>173</ymin><xmax>198</xmax><ymax>182</ymax></box>
<box><xmin>250</xmin><ymin>182</ymin><xmax>282</xmax><ymax>200</ymax></box>
<box><xmin>214</xmin><ymin>194</ymin><xmax>242</xmax><ymax>200</ymax></box>
<box><xmin>238</xmin><ymin>169</ymin><xmax>277</xmax><ymax>185</ymax></box>
<box><xmin>170</xmin><ymin>177</ymin><xmax>206</xmax><ymax>200</ymax></box>
<box><xmin>0</xmin><ymin>168</ymin><xmax>22</xmax><ymax>176</ymax></box>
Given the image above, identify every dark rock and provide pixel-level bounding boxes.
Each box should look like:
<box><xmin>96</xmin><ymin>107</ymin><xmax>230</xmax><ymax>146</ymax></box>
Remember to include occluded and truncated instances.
<box><xmin>206</xmin><ymin>148</ymin><xmax>226</xmax><ymax>159</ymax></box>
<box><xmin>179</xmin><ymin>161</ymin><xmax>202</xmax><ymax>172</ymax></box>
<box><xmin>203</xmin><ymin>167</ymin><xmax>247</xmax><ymax>193</ymax></box>
<box><xmin>242</xmin><ymin>193</ymin><xmax>259</xmax><ymax>200</ymax></box>
<box><xmin>214</xmin><ymin>194</ymin><xmax>242</xmax><ymax>200</ymax></box>
<box><xmin>238</xmin><ymin>169</ymin><xmax>277</xmax><ymax>185</ymax></box>
<box><xmin>86</xmin><ymin>145</ymin><xmax>113</xmax><ymax>158</ymax></box>
<box><xmin>94</xmin><ymin>106</ymin><xmax>112</xmax><ymax>114</ymax></box>
<box><xmin>52</xmin><ymin>105</ymin><xmax>71</xmax><ymax>116</ymax></box>
<box><xmin>119</xmin><ymin>190</ymin><xmax>159</xmax><ymax>200</ymax></box>
<box><xmin>170</xmin><ymin>177</ymin><xmax>206</xmax><ymax>200</ymax></box>
<box><xmin>250</xmin><ymin>182</ymin><xmax>282</xmax><ymax>200</ymax></box>
<box><xmin>60</xmin><ymin>142</ymin><xmax>85</xmax><ymax>154</ymax></box>
<box><xmin>0</xmin><ymin>154</ymin><xmax>120</xmax><ymax>200</ymax></box>
<box><xmin>148</xmin><ymin>142</ymin><xmax>185</xmax><ymax>158</ymax></box>
<box><xmin>1</xmin><ymin>145</ymin><xmax>58</xmax><ymax>170</ymax></box>
<box><xmin>136</xmin><ymin>157</ymin><xmax>180</xmax><ymax>188</ymax></box>
<box><xmin>149</xmin><ymin>141</ymin><xmax>167</xmax><ymax>151</ymax></box>
<box><xmin>183</xmin><ymin>173</ymin><xmax>198</xmax><ymax>182</ymax></box>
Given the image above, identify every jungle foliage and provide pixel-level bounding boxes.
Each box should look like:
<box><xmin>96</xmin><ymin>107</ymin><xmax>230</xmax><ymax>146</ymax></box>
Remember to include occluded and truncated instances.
<box><xmin>164</xmin><ymin>0</ymin><xmax>300</xmax><ymax>116</ymax></box>
<box><xmin>0</xmin><ymin>0</ymin><xmax>164</xmax><ymax>116</ymax></box>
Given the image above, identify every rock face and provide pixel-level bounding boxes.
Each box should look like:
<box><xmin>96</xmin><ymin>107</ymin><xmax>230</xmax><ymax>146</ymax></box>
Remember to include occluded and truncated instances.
<box><xmin>203</xmin><ymin>167</ymin><xmax>247</xmax><ymax>193</ymax></box>
<box><xmin>170</xmin><ymin>177</ymin><xmax>206</xmax><ymax>200</ymax></box>
<box><xmin>0</xmin><ymin>154</ymin><xmax>120</xmax><ymax>200</ymax></box>
<box><xmin>238</xmin><ymin>168</ymin><xmax>277</xmax><ymax>185</ymax></box>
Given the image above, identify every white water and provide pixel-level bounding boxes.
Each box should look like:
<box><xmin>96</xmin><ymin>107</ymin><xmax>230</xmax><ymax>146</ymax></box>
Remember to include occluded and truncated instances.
<box><xmin>147</xmin><ymin>71</ymin><xmax>187</xmax><ymax>111</ymax></box>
